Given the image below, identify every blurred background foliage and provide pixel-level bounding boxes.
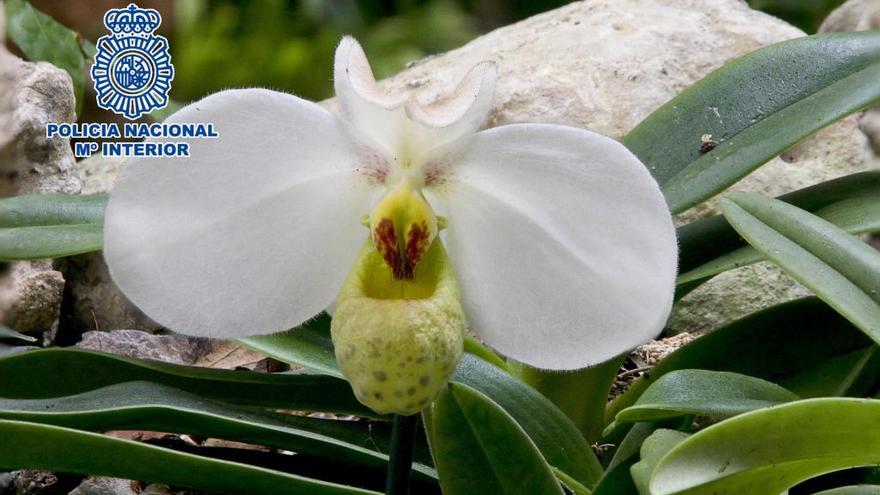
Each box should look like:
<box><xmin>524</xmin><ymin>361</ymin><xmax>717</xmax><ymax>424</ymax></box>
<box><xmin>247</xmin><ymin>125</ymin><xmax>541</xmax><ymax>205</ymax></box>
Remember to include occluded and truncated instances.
<box><xmin>25</xmin><ymin>0</ymin><xmax>847</xmax><ymax>106</ymax></box>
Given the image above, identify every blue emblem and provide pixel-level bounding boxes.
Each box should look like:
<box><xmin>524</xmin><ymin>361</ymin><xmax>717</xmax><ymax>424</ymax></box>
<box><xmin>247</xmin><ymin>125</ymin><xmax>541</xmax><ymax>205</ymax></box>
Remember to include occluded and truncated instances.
<box><xmin>91</xmin><ymin>3</ymin><xmax>174</xmax><ymax>120</ymax></box>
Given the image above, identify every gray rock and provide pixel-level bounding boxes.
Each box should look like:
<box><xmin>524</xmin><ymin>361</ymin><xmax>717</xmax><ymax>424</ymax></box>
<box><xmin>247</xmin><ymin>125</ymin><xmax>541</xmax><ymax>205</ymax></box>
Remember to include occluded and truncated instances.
<box><xmin>820</xmin><ymin>0</ymin><xmax>880</xmax><ymax>155</ymax></box>
<box><xmin>75</xmin><ymin>329</ymin><xmax>211</xmax><ymax>365</ymax></box>
<box><xmin>0</xmin><ymin>53</ymin><xmax>81</xmax><ymax>337</ymax></box>
<box><xmin>1</xmin><ymin>56</ymin><xmax>80</xmax><ymax>195</ymax></box>
<box><xmin>820</xmin><ymin>0</ymin><xmax>880</xmax><ymax>32</ymax></box>
<box><xmin>68</xmin><ymin>477</ymin><xmax>136</xmax><ymax>495</ymax></box>
<box><xmin>57</xmin><ymin>252</ymin><xmax>163</xmax><ymax>335</ymax></box>
<box><xmin>0</xmin><ymin>262</ymin><xmax>65</xmax><ymax>335</ymax></box>
<box><xmin>68</xmin><ymin>478</ymin><xmax>178</xmax><ymax>495</ymax></box>
<box><xmin>78</xmin><ymin>153</ymin><xmax>127</xmax><ymax>195</ymax></box>
<box><xmin>0</xmin><ymin>8</ymin><xmax>14</xmax><ymax>154</ymax></box>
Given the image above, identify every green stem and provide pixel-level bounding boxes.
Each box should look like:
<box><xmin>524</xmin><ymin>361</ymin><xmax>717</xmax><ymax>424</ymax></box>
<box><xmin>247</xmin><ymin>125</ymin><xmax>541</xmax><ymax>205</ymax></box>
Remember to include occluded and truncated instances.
<box><xmin>510</xmin><ymin>353</ymin><xmax>626</xmax><ymax>443</ymax></box>
<box><xmin>385</xmin><ymin>414</ymin><xmax>418</xmax><ymax>495</ymax></box>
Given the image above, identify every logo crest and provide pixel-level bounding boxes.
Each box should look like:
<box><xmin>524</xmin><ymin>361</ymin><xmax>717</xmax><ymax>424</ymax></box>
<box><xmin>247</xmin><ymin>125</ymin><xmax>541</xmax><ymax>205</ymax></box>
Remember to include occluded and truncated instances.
<box><xmin>91</xmin><ymin>3</ymin><xmax>174</xmax><ymax>120</ymax></box>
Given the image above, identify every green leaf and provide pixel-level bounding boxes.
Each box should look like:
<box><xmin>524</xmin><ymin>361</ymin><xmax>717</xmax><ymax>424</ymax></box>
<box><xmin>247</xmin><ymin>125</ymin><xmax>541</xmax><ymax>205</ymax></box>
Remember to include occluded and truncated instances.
<box><xmin>630</xmin><ymin>429</ymin><xmax>689</xmax><ymax>495</ymax></box>
<box><xmin>623</xmin><ymin>32</ymin><xmax>880</xmax><ymax>213</ymax></box>
<box><xmin>512</xmin><ymin>353</ymin><xmax>625</xmax><ymax>443</ymax></box>
<box><xmin>242</xmin><ymin>313</ymin><xmax>342</xmax><ymax>378</ymax></box>
<box><xmin>4</xmin><ymin>0</ymin><xmax>90</xmax><ymax>115</ymax></box>
<box><xmin>607</xmin><ymin>298</ymin><xmax>872</xmax><ymax>422</ymax></box>
<box><xmin>0</xmin><ymin>325</ymin><xmax>37</xmax><ymax>343</ymax></box>
<box><xmin>614</xmin><ymin>370</ymin><xmax>798</xmax><ymax>426</ymax></box>
<box><xmin>454</xmin><ymin>354</ymin><xmax>603</xmax><ymax>489</ymax></box>
<box><xmin>678</xmin><ymin>192</ymin><xmax>880</xmax><ymax>291</ymax></box>
<box><xmin>677</xmin><ymin>171</ymin><xmax>880</xmax><ymax>282</ymax></box>
<box><xmin>0</xmin><ymin>348</ymin><xmax>379</xmax><ymax>418</ymax></box>
<box><xmin>0</xmin><ymin>194</ymin><xmax>108</xmax><ymax>227</ymax></box>
<box><xmin>244</xmin><ymin>314</ymin><xmax>507</xmax><ymax>377</ymax></box>
<box><xmin>250</xmin><ymin>324</ymin><xmax>600</xmax><ymax>488</ymax></box>
<box><xmin>816</xmin><ymin>487</ymin><xmax>880</xmax><ymax>495</ymax></box>
<box><xmin>0</xmin><ymin>419</ymin><xmax>379</xmax><ymax>494</ymax></box>
<box><xmin>593</xmin><ymin>423</ymin><xmax>662</xmax><ymax>495</ymax></box>
<box><xmin>779</xmin><ymin>346</ymin><xmax>880</xmax><ymax>398</ymax></box>
<box><xmin>0</xmin><ymin>380</ymin><xmax>435</xmax><ymax>478</ymax></box>
<box><xmin>650</xmin><ymin>398</ymin><xmax>880</xmax><ymax>495</ymax></box>
<box><xmin>0</xmin><ymin>224</ymin><xmax>104</xmax><ymax>260</ymax></box>
<box><xmin>432</xmin><ymin>382</ymin><xmax>564</xmax><ymax>495</ymax></box>
<box><xmin>720</xmin><ymin>192</ymin><xmax>880</xmax><ymax>342</ymax></box>
<box><xmin>0</xmin><ymin>195</ymin><xmax>108</xmax><ymax>260</ymax></box>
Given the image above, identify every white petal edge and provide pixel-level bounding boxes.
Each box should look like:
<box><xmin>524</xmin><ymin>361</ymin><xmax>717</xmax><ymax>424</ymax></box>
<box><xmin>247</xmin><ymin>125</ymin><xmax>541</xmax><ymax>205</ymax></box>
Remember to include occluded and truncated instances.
<box><xmin>334</xmin><ymin>36</ymin><xmax>407</xmax><ymax>158</ymax></box>
<box><xmin>404</xmin><ymin>61</ymin><xmax>497</xmax><ymax>159</ymax></box>
<box><xmin>425</xmin><ymin>124</ymin><xmax>678</xmax><ymax>370</ymax></box>
<box><xmin>333</xmin><ymin>37</ymin><xmax>496</xmax><ymax>164</ymax></box>
<box><xmin>104</xmin><ymin>89</ymin><xmax>378</xmax><ymax>339</ymax></box>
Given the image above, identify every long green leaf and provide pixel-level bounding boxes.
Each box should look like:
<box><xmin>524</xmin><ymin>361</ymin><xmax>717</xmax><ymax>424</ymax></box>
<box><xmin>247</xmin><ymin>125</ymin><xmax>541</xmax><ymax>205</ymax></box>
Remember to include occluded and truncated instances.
<box><xmin>0</xmin><ymin>195</ymin><xmax>108</xmax><ymax>260</ymax></box>
<box><xmin>662</xmin><ymin>62</ymin><xmax>880</xmax><ymax>213</ymax></box>
<box><xmin>607</xmin><ymin>298</ymin><xmax>873</xmax><ymax>422</ymax></box>
<box><xmin>677</xmin><ymin>171</ymin><xmax>880</xmax><ymax>277</ymax></box>
<box><xmin>623</xmin><ymin>32</ymin><xmax>880</xmax><ymax>213</ymax></box>
<box><xmin>4</xmin><ymin>0</ymin><xmax>90</xmax><ymax>114</ymax></box>
<box><xmin>0</xmin><ymin>195</ymin><xmax>108</xmax><ymax>227</ymax></box>
<box><xmin>0</xmin><ymin>380</ymin><xmax>435</xmax><ymax>478</ymax></box>
<box><xmin>432</xmin><ymin>383</ymin><xmax>564</xmax><ymax>495</ymax></box>
<box><xmin>593</xmin><ymin>423</ymin><xmax>663</xmax><ymax>495</ymax></box>
<box><xmin>242</xmin><ymin>313</ymin><xmax>343</xmax><ymax>378</ymax></box>
<box><xmin>0</xmin><ymin>348</ymin><xmax>377</xmax><ymax>417</ymax></box>
<box><xmin>631</xmin><ymin>430</ymin><xmax>689</xmax><ymax>495</ymax></box>
<box><xmin>613</xmin><ymin>370</ymin><xmax>798</xmax><ymax>426</ymax></box>
<box><xmin>0</xmin><ymin>419</ymin><xmax>379</xmax><ymax>494</ymax></box>
<box><xmin>512</xmin><ymin>353</ymin><xmax>626</xmax><ymax>443</ymax></box>
<box><xmin>243</xmin><ymin>315</ymin><xmax>507</xmax><ymax>378</ymax></box>
<box><xmin>650</xmin><ymin>398</ymin><xmax>880</xmax><ymax>495</ymax></box>
<box><xmin>721</xmin><ymin>192</ymin><xmax>880</xmax><ymax>341</ymax></box>
<box><xmin>0</xmin><ymin>224</ymin><xmax>104</xmax><ymax>260</ymax></box>
<box><xmin>454</xmin><ymin>354</ymin><xmax>603</xmax><ymax>488</ymax></box>
<box><xmin>251</xmin><ymin>324</ymin><xmax>601</xmax><ymax>488</ymax></box>
<box><xmin>678</xmin><ymin>193</ymin><xmax>880</xmax><ymax>290</ymax></box>
<box><xmin>0</xmin><ymin>325</ymin><xmax>36</xmax><ymax>343</ymax></box>
<box><xmin>779</xmin><ymin>346</ymin><xmax>880</xmax><ymax>398</ymax></box>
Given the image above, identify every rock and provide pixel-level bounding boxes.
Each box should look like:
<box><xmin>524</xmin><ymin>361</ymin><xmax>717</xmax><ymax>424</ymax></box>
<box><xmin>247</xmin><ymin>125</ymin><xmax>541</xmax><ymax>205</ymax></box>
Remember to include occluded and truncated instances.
<box><xmin>75</xmin><ymin>329</ymin><xmax>211</xmax><ymax>365</ymax></box>
<box><xmin>5</xmin><ymin>469</ymin><xmax>82</xmax><ymax>494</ymax></box>
<box><xmin>68</xmin><ymin>477</ymin><xmax>137</xmax><ymax>495</ymax></box>
<box><xmin>82</xmin><ymin>0</ymin><xmax>877</xmax><ymax>338</ymax></box>
<box><xmin>631</xmin><ymin>332</ymin><xmax>698</xmax><ymax>367</ymax></box>
<box><xmin>0</xmin><ymin>9</ymin><xmax>15</xmax><ymax>154</ymax></box>
<box><xmin>820</xmin><ymin>0</ymin><xmax>880</xmax><ymax>32</ymax></box>
<box><xmin>57</xmin><ymin>252</ymin><xmax>163</xmax><ymax>336</ymax></box>
<box><xmin>0</xmin><ymin>263</ymin><xmax>65</xmax><ymax>336</ymax></box>
<box><xmin>77</xmin><ymin>153</ymin><xmax>126</xmax><ymax>195</ymax></box>
<box><xmin>0</xmin><ymin>57</ymin><xmax>80</xmax><ymax>195</ymax></box>
<box><xmin>611</xmin><ymin>332</ymin><xmax>698</xmax><ymax>398</ymax></box>
<box><xmin>0</xmin><ymin>53</ymin><xmax>81</xmax><ymax>338</ymax></box>
<box><xmin>820</xmin><ymin>0</ymin><xmax>880</xmax><ymax>155</ymax></box>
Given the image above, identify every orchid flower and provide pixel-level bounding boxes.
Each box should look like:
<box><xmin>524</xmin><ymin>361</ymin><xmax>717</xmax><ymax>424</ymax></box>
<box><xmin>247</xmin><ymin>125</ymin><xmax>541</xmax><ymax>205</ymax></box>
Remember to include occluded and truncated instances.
<box><xmin>104</xmin><ymin>37</ymin><xmax>677</xmax><ymax>415</ymax></box>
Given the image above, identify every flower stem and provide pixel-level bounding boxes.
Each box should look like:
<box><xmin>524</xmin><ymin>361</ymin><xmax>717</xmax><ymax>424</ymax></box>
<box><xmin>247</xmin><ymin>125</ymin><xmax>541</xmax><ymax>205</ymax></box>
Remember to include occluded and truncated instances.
<box><xmin>385</xmin><ymin>413</ymin><xmax>418</xmax><ymax>495</ymax></box>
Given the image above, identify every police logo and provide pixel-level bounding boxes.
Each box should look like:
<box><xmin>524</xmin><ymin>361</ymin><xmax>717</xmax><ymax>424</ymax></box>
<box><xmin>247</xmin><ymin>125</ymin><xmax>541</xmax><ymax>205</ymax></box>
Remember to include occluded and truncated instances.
<box><xmin>91</xmin><ymin>3</ymin><xmax>174</xmax><ymax>120</ymax></box>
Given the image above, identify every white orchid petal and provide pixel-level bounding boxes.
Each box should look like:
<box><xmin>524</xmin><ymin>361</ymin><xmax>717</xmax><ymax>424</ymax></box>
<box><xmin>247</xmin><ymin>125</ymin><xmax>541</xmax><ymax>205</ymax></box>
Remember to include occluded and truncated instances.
<box><xmin>334</xmin><ymin>36</ymin><xmax>408</xmax><ymax>157</ymax></box>
<box><xmin>405</xmin><ymin>61</ymin><xmax>497</xmax><ymax>155</ymax></box>
<box><xmin>334</xmin><ymin>37</ymin><xmax>496</xmax><ymax>163</ymax></box>
<box><xmin>427</xmin><ymin>124</ymin><xmax>678</xmax><ymax>370</ymax></box>
<box><xmin>104</xmin><ymin>89</ymin><xmax>377</xmax><ymax>339</ymax></box>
